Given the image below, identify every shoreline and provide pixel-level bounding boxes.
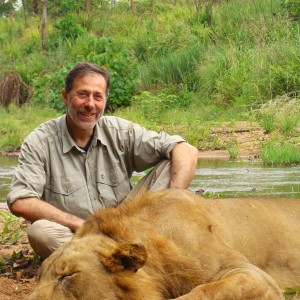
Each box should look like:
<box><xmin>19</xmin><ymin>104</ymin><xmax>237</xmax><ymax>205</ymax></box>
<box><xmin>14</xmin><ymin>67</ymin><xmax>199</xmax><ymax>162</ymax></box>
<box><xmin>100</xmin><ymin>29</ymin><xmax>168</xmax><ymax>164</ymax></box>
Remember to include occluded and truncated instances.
<box><xmin>1</xmin><ymin>149</ymin><xmax>261</xmax><ymax>158</ymax></box>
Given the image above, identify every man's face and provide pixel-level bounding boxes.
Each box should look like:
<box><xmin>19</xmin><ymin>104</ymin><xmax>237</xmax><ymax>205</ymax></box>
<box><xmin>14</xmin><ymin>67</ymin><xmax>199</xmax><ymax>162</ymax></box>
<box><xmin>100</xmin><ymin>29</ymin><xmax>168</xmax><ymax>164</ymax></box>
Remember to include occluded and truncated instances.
<box><xmin>62</xmin><ymin>74</ymin><xmax>107</xmax><ymax>131</ymax></box>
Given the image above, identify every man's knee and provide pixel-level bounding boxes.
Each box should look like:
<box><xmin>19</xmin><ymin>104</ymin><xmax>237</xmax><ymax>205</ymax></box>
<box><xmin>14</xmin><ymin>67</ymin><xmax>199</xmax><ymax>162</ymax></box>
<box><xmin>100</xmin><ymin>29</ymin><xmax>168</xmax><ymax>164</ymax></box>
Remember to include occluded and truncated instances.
<box><xmin>28</xmin><ymin>220</ymin><xmax>73</xmax><ymax>259</ymax></box>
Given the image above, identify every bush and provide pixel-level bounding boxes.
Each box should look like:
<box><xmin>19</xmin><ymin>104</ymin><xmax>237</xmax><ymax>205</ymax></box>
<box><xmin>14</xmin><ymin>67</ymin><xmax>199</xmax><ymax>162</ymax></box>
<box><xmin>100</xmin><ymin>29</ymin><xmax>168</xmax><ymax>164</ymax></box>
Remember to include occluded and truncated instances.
<box><xmin>255</xmin><ymin>95</ymin><xmax>300</xmax><ymax>134</ymax></box>
<box><xmin>54</xmin><ymin>15</ymin><xmax>85</xmax><ymax>40</ymax></box>
<box><xmin>131</xmin><ymin>91</ymin><xmax>178</xmax><ymax>124</ymax></box>
<box><xmin>32</xmin><ymin>37</ymin><xmax>138</xmax><ymax>111</ymax></box>
<box><xmin>281</xmin><ymin>0</ymin><xmax>300</xmax><ymax>20</ymax></box>
<box><xmin>32</xmin><ymin>64</ymin><xmax>72</xmax><ymax>112</ymax></box>
<box><xmin>76</xmin><ymin>37</ymin><xmax>138</xmax><ymax>109</ymax></box>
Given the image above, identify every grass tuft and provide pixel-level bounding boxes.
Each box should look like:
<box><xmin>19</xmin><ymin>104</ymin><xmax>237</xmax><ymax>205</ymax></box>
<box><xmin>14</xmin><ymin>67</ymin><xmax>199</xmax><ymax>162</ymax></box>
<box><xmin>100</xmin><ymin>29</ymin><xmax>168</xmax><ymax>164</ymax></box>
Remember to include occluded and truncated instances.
<box><xmin>261</xmin><ymin>141</ymin><xmax>300</xmax><ymax>165</ymax></box>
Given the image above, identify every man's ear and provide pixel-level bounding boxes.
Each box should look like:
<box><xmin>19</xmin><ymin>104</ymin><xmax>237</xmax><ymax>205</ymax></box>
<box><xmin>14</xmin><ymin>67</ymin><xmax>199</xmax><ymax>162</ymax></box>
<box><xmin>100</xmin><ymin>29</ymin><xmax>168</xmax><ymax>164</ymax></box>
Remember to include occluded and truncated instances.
<box><xmin>100</xmin><ymin>243</ymin><xmax>147</xmax><ymax>273</ymax></box>
<box><xmin>62</xmin><ymin>88</ymin><xmax>68</xmax><ymax>107</ymax></box>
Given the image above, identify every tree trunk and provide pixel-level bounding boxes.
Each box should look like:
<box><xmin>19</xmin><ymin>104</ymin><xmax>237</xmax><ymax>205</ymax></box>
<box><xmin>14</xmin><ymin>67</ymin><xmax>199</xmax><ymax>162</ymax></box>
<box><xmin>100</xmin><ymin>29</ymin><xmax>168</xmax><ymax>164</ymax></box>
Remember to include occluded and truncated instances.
<box><xmin>130</xmin><ymin>0</ymin><xmax>135</xmax><ymax>15</ymax></box>
<box><xmin>21</xmin><ymin>0</ymin><xmax>27</xmax><ymax>27</ymax></box>
<box><xmin>41</xmin><ymin>0</ymin><xmax>48</xmax><ymax>51</ymax></box>
<box><xmin>33</xmin><ymin>0</ymin><xmax>39</xmax><ymax>15</ymax></box>
<box><xmin>151</xmin><ymin>0</ymin><xmax>154</xmax><ymax>16</ymax></box>
<box><xmin>9</xmin><ymin>0</ymin><xmax>14</xmax><ymax>16</ymax></box>
<box><xmin>86</xmin><ymin>0</ymin><xmax>91</xmax><ymax>16</ymax></box>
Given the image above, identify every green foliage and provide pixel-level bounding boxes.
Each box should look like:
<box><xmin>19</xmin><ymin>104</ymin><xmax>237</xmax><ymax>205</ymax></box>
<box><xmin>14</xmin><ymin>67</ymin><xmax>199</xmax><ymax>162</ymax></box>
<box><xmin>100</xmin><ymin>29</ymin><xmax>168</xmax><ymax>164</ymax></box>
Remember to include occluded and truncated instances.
<box><xmin>32</xmin><ymin>64</ymin><xmax>72</xmax><ymax>112</ymax></box>
<box><xmin>0</xmin><ymin>16</ymin><xmax>23</xmax><ymax>48</ymax></box>
<box><xmin>284</xmin><ymin>288</ymin><xmax>300</xmax><ymax>296</ymax></box>
<box><xmin>189</xmin><ymin>2</ymin><xmax>213</xmax><ymax>26</ymax></box>
<box><xmin>74</xmin><ymin>36</ymin><xmax>137</xmax><ymax>108</ymax></box>
<box><xmin>0</xmin><ymin>104</ymin><xmax>59</xmax><ymax>151</ymax></box>
<box><xmin>54</xmin><ymin>15</ymin><xmax>85</xmax><ymax>40</ymax></box>
<box><xmin>0</xmin><ymin>0</ymin><xmax>299</xmax><ymax>131</ymax></box>
<box><xmin>261</xmin><ymin>142</ymin><xmax>300</xmax><ymax>165</ymax></box>
<box><xmin>203</xmin><ymin>191</ymin><xmax>224</xmax><ymax>198</ymax></box>
<box><xmin>227</xmin><ymin>141</ymin><xmax>239</xmax><ymax>160</ymax></box>
<box><xmin>140</xmin><ymin>44</ymin><xmax>204</xmax><ymax>91</ymax></box>
<box><xmin>281</xmin><ymin>0</ymin><xmax>300</xmax><ymax>20</ymax></box>
<box><xmin>131</xmin><ymin>91</ymin><xmax>178</xmax><ymax>124</ymax></box>
<box><xmin>260</xmin><ymin>114</ymin><xmax>276</xmax><ymax>133</ymax></box>
<box><xmin>0</xmin><ymin>250</ymin><xmax>41</xmax><ymax>275</ymax></box>
<box><xmin>0</xmin><ymin>212</ymin><xmax>25</xmax><ymax>245</ymax></box>
<box><xmin>48</xmin><ymin>0</ymin><xmax>83</xmax><ymax>16</ymax></box>
<box><xmin>255</xmin><ymin>95</ymin><xmax>300</xmax><ymax>134</ymax></box>
<box><xmin>30</xmin><ymin>35</ymin><xmax>137</xmax><ymax>111</ymax></box>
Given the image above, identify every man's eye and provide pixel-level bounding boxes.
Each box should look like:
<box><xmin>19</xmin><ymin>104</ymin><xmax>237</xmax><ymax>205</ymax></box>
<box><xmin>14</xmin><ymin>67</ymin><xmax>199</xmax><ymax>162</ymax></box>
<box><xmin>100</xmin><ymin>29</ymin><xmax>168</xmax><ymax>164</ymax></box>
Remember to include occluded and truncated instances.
<box><xmin>94</xmin><ymin>95</ymin><xmax>103</xmax><ymax>101</ymax></box>
<box><xmin>77</xmin><ymin>92</ymin><xmax>88</xmax><ymax>99</ymax></box>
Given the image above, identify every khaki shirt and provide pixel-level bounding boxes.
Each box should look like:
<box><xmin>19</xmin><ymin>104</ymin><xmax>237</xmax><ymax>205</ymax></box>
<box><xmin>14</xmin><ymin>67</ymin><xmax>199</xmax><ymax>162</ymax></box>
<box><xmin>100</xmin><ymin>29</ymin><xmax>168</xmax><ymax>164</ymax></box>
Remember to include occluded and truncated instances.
<box><xmin>7</xmin><ymin>115</ymin><xmax>184</xmax><ymax>219</ymax></box>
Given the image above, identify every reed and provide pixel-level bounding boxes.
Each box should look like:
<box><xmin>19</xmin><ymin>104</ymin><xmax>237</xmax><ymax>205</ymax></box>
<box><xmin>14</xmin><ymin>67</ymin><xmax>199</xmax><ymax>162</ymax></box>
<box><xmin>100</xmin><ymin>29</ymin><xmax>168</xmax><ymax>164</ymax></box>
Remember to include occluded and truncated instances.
<box><xmin>261</xmin><ymin>142</ymin><xmax>300</xmax><ymax>165</ymax></box>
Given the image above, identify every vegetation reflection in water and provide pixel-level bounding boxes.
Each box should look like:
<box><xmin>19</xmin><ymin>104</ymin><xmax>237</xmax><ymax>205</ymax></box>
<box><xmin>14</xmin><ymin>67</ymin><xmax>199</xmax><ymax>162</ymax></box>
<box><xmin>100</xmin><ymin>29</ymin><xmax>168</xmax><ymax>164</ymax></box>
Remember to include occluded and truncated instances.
<box><xmin>1</xmin><ymin>156</ymin><xmax>300</xmax><ymax>202</ymax></box>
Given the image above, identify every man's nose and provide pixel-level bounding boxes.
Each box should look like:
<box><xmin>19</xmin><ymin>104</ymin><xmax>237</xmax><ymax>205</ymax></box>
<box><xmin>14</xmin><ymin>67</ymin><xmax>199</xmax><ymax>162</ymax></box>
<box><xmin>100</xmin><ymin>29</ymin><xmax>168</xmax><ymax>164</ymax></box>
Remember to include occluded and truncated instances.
<box><xmin>85</xmin><ymin>95</ymin><xmax>96</xmax><ymax>108</ymax></box>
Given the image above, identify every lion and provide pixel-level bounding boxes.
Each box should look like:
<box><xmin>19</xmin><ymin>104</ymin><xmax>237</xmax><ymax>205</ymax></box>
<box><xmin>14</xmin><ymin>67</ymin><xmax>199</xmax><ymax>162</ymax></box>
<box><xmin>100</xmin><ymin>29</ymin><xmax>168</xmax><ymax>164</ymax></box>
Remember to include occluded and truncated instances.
<box><xmin>29</xmin><ymin>189</ymin><xmax>300</xmax><ymax>300</ymax></box>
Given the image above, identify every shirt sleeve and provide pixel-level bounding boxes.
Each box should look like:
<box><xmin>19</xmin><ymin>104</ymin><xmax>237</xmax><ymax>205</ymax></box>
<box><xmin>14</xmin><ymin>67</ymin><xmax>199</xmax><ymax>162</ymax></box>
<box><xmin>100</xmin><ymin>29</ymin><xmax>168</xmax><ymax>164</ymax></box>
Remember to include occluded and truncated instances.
<box><xmin>125</xmin><ymin>122</ymin><xmax>186</xmax><ymax>172</ymax></box>
<box><xmin>6</xmin><ymin>140</ymin><xmax>46</xmax><ymax>210</ymax></box>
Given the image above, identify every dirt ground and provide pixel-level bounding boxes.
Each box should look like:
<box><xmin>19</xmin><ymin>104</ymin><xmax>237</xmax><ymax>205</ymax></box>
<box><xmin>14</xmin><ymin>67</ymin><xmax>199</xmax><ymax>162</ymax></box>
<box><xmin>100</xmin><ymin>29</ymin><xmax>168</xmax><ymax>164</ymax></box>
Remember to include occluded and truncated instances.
<box><xmin>0</xmin><ymin>121</ymin><xmax>299</xmax><ymax>299</ymax></box>
<box><xmin>0</xmin><ymin>208</ymin><xmax>38</xmax><ymax>300</ymax></box>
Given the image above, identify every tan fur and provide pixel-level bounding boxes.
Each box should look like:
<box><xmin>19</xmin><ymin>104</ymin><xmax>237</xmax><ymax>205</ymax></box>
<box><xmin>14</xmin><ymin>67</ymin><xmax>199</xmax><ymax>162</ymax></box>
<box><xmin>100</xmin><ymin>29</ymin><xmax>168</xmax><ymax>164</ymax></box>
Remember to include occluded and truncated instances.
<box><xmin>29</xmin><ymin>189</ymin><xmax>300</xmax><ymax>300</ymax></box>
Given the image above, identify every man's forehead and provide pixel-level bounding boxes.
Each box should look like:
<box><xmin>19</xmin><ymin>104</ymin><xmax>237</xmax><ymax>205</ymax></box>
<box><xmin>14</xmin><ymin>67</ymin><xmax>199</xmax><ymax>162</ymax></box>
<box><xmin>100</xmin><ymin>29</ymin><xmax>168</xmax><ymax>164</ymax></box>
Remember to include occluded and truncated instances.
<box><xmin>72</xmin><ymin>74</ymin><xmax>107</xmax><ymax>89</ymax></box>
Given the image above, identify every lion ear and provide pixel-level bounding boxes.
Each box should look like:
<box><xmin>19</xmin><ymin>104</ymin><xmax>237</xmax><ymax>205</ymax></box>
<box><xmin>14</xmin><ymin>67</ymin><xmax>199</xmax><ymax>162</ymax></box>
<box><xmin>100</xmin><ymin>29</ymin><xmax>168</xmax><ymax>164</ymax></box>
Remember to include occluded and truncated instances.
<box><xmin>101</xmin><ymin>243</ymin><xmax>147</xmax><ymax>273</ymax></box>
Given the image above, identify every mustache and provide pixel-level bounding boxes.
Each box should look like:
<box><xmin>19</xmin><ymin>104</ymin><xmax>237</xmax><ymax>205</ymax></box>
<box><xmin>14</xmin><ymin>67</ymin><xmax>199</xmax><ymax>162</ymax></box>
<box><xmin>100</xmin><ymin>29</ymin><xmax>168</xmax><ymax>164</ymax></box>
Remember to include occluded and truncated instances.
<box><xmin>78</xmin><ymin>110</ymin><xmax>100</xmax><ymax>114</ymax></box>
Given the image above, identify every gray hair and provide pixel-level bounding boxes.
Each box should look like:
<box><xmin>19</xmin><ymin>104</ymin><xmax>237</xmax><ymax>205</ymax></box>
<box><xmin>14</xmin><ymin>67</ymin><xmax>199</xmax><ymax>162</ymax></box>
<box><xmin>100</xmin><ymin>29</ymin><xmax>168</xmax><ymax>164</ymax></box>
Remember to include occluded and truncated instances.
<box><xmin>64</xmin><ymin>62</ymin><xmax>110</xmax><ymax>97</ymax></box>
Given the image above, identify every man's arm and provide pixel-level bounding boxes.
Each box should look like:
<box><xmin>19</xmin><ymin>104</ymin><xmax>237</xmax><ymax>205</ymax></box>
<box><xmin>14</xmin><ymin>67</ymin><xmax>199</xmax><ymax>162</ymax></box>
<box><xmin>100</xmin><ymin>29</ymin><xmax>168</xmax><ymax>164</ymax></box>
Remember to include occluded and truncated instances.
<box><xmin>10</xmin><ymin>197</ymin><xmax>85</xmax><ymax>232</ymax></box>
<box><xmin>169</xmin><ymin>142</ymin><xmax>198</xmax><ymax>189</ymax></box>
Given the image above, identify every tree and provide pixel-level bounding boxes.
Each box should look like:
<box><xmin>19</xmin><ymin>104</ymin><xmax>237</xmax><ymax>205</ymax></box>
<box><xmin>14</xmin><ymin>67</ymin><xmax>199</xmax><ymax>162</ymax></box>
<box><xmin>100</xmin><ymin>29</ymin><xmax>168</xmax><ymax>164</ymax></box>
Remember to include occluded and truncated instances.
<box><xmin>151</xmin><ymin>0</ymin><xmax>155</xmax><ymax>15</ymax></box>
<box><xmin>130</xmin><ymin>0</ymin><xmax>135</xmax><ymax>15</ymax></box>
<box><xmin>41</xmin><ymin>0</ymin><xmax>48</xmax><ymax>51</ymax></box>
<box><xmin>86</xmin><ymin>0</ymin><xmax>91</xmax><ymax>16</ymax></box>
<box><xmin>9</xmin><ymin>0</ymin><xmax>14</xmax><ymax>16</ymax></box>
<box><xmin>21</xmin><ymin>0</ymin><xmax>28</xmax><ymax>27</ymax></box>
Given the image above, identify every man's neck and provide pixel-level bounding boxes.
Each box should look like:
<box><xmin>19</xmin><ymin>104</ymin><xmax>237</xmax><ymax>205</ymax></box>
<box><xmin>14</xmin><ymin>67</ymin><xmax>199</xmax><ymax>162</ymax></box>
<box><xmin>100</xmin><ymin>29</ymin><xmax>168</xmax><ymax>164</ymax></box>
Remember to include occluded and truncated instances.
<box><xmin>66</xmin><ymin>116</ymin><xmax>94</xmax><ymax>148</ymax></box>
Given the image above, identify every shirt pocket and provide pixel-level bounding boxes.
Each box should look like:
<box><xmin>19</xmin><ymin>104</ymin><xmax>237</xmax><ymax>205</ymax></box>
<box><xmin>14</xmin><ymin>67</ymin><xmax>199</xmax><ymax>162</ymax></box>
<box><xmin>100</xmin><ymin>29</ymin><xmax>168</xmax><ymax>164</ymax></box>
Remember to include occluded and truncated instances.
<box><xmin>96</xmin><ymin>169</ymin><xmax>131</xmax><ymax>207</ymax></box>
<box><xmin>44</xmin><ymin>180</ymin><xmax>92</xmax><ymax>219</ymax></box>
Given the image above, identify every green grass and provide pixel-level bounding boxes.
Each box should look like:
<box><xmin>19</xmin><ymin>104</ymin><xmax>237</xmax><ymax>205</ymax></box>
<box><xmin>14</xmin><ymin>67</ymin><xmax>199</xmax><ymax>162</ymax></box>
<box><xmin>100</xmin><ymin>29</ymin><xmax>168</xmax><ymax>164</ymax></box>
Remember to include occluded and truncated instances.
<box><xmin>227</xmin><ymin>141</ymin><xmax>239</xmax><ymax>160</ymax></box>
<box><xmin>261</xmin><ymin>142</ymin><xmax>300</xmax><ymax>165</ymax></box>
<box><xmin>0</xmin><ymin>104</ymin><xmax>59</xmax><ymax>152</ymax></box>
<box><xmin>256</xmin><ymin>95</ymin><xmax>300</xmax><ymax>134</ymax></box>
<box><xmin>0</xmin><ymin>212</ymin><xmax>25</xmax><ymax>245</ymax></box>
<box><xmin>284</xmin><ymin>288</ymin><xmax>300</xmax><ymax>300</ymax></box>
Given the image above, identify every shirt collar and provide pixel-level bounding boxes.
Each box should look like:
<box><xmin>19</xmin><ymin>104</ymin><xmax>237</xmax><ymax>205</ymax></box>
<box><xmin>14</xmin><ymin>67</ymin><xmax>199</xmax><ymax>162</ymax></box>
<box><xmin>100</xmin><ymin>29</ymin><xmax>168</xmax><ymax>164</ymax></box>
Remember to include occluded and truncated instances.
<box><xmin>93</xmin><ymin>117</ymin><xmax>109</xmax><ymax>147</ymax></box>
<box><xmin>61</xmin><ymin>115</ymin><xmax>109</xmax><ymax>153</ymax></box>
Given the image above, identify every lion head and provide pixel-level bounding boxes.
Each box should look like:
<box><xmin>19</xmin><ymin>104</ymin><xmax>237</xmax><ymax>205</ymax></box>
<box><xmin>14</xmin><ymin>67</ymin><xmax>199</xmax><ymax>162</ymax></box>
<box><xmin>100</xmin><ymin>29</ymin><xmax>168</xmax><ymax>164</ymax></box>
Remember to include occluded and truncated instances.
<box><xmin>29</xmin><ymin>234</ymin><xmax>163</xmax><ymax>300</ymax></box>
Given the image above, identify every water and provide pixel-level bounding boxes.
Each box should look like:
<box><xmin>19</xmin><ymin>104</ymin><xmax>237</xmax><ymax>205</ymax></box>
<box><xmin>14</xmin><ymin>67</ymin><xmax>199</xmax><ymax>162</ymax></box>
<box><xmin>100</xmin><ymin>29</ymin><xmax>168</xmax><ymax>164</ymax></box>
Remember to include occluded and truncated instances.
<box><xmin>190</xmin><ymin>158</ymin><xmax>300</xmax><ymax>198</ymax></box>
<box><xmin>1</xmin><ymin>155</ymin><xmax>300</xmax><ymax>202</ymax></box>
<box><xmin>0</xmin><ymin>155</ymin><xmax>18</xmax><ymax>202</ymax></box>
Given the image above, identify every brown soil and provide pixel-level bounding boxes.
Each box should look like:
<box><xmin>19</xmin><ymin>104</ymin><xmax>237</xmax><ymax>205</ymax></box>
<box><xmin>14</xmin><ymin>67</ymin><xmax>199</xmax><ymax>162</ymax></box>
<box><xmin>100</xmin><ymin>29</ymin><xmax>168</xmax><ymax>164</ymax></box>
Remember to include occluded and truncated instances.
<box><xmin>198</xmin><ymin>121</ymin><xmax>265</xmax><ymax>158</ymax></box>
<box><xmin>0</xmin><ymin>210</ymin><xmax>39</xmax><ymax>300</ymax></box>
<box><xmin>0</xmin><ymin>121</ymin><xmax>299</xmax><ymax>299</ymax></box>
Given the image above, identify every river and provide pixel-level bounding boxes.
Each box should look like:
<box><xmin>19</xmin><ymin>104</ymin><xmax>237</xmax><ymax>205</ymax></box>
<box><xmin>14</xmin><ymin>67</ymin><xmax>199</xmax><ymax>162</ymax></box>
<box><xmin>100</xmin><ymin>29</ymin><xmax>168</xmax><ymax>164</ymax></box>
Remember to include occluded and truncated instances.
<box><xmin>1</xmin><ymin>155</ymin><xmax>300</xmax><ymax>203</ymax></box>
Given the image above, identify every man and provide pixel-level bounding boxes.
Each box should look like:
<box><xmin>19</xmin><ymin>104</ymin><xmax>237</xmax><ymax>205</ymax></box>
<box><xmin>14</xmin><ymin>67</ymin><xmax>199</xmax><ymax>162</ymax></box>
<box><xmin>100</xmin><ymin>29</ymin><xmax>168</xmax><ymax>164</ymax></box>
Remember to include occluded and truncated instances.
<box><xmin>7</xmin><ymin>62</ymin><xmax>198</xmax><ymax>259</ymax></box>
